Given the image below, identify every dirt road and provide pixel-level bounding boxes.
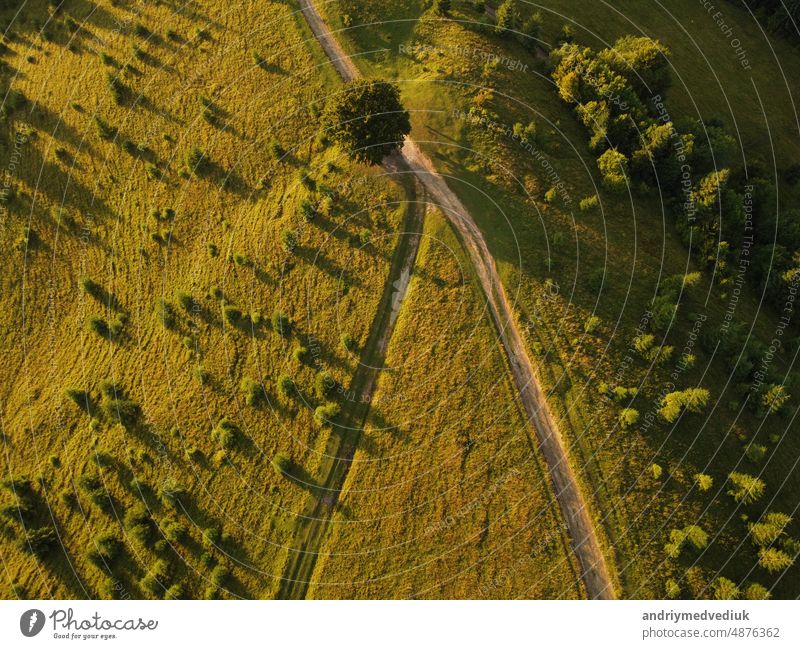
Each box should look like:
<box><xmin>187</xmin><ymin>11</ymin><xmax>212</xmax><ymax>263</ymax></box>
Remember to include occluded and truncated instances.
<box><xmin>295</xmin><ymin>0</ymin><xmax>615</xmax><ymax>599</ymax></box>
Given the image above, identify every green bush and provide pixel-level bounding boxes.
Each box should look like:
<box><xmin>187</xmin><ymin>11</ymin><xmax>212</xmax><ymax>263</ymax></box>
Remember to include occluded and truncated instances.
<box><xmin>124</xmin><ymin>503</ymin><xmax>153</xmax><ymax>544</ymax></box>
<box><xmin>727</xmin><ymin>472</ymin><xmax>766</xmax><ymax>505</ymax></box>
<box><xmin>21</xmin><ymin>526</ymin><xmax>58</xmax><ymax>557</ymax></box>
<box><xmin>314</xmin><ymin>402</ymin><xmax>340</xmax><ymax>427</ymax></box>
<box><xmin>87</xmin><ymin>315</ymin><xmax>109</xmax><ymax>337</ymax></box>
<box><xmin>618</xmin><ymin>408</ymin><xmax>639</xmax><ymax>429</ymax></box>
<box><xmin>340</xmin><ymin>332</ymin><xmax>357</xmax><ymax>352</ymax></box>
<box><xmin>282</xmin><ymin>229</ymin><xmax>298</xmax><ymax>253</ymax></box>
<box><xmin>315</xmin><ymin>371</ymin><xmax>336</xmax><ymax>399</ymax></box>
<box><xmin>185</xmin><ymin>146</ymin><xmax>209</xmax><ymax>174</ymax></box>
<box><xmin>277</xmin><ymin>374</ymin><xmax>294</xmax><ymax>397</ymax></box>
<box><xmin>748</xmin><ymin>512</ymin><xmax>791</xmax><ymax>546</ymax></box>
<box><xmin>158</xmin><ymin>479</ymin><xmax>186</xmax><ymax>509</ymax></box>
<box><xmin>743</xmin><ymin>583</ymin><xmax>771</xmax><ymax>600</ymax></box>
<box><xmin>271</xmin><ymin>453</ymin><xmax>292</xmax><ymax>477</ymax></box>
<box><xmin>761</xmin><ymin>384</ymin><xmax>789</xmax><ymax>415</ymax></box>
<box><xmin>659</xmin><ymin>388</ymin><xmax>710</xmax><ymax>423</ymax></box>
<box><xmin>583</xmin><ymin>316</ymin><xmax>601</xmax><ymax>334</ymax></box>
<box><xmin>693</xmin><ymin>473</ymin><xmax>713</xmax><ymax>492</ymax></box>
<box><xmin>202</xmin><ymin>526</ymin><xmax>221</xmax><ymax>549</ymax></box>
<box><xmin>210</xmin><ymin>564</ymin><xmax>230</xmax><ymax>587</ymax></box>
<box><xmin>745</xmin><ymin>443</ymin><xmax>768</xmax><ymax>464</ymax></box>
<box><xmin>223</xmin><ymin>305</ymin><xmax>243</xmax><ymax>327</ymax></box>
<box><xmin>758</xmin><ymin>547</ymin><xmax>794</xmax><ymax>573</ymax></box>
<box><xmin>240</xmin><ymin>377</ymin><xmax>264</xmax><ymax>407</ymax></box>
<box><xmin>293</xmin><ymin>345</ymin><xmax>309</xmax><ymax>363</ymax></box>
<box><xmin>211</xmin><ymin>418</ymin><xmax>240</xmax><ymax>450</ymax></box>
<box><xmin>712</xmin><ymin>577</ymin><xmax>740</xmax><ymax>600</ymax></box>
<box><xmin>271</xmin><ymin>311</ymin><xmax>291</xmax><ymax>337</ymax></box>
<box><xmin>155</xmin><ymin>299</ymin><xmax>177</xmax><ymax>329</ymax></box>
<box><xmin>579</xmin><ymin>195</ymin><xmax>599</xmax><ymax>211</ymax></box>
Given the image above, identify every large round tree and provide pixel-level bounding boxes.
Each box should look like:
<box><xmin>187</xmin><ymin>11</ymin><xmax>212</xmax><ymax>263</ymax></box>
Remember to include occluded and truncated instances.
<box><xmin>321</xmin><ymin>79</ymin><xmax>411</xmax><ymax>165</ymax></box>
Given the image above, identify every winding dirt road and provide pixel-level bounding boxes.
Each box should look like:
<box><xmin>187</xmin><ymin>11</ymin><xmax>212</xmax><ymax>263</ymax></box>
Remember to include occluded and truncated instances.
<box><xmin>295</xmin><ymin>0</ymin><xmax>615</xmax><ymax>599</ymax></box>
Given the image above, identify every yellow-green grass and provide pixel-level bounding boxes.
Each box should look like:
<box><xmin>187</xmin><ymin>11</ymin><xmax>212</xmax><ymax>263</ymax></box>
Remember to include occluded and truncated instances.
<box><xmin>307</xmin><ymin>209</ymin><xmax>583</xmax><ymax>599</ymax></box>
<box><xmin>0</xmin><ymin>0</ymin><xmax>406</xmax><ymax>599</ymax></box>
<box><xmin>315</xmin><ymin>0</ymin><xmax>800</xmax><ymax>598</ymax></box>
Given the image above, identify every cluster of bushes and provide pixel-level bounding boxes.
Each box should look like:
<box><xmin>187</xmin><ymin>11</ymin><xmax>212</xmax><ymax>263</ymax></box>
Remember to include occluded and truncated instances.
<box><xmin>550</xmin><ymin>36</ymin><xmax>800</xmax><ymax>319</ymax></box>
<box><xmin>734</xmin><ymin>0</ymin><xmax>800</xmax><ymax>44</ymax></box>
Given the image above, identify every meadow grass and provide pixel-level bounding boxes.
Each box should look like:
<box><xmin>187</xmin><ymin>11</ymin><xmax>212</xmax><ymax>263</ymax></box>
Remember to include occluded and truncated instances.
<box><xmin>307</xmin><ymin>209</ymin><xmax>583</xmax><ymax>599</ymax></box>
<box><xmin>0</xmin><ymin>0</ymin><xmax>406</xmax><ymax>599</ymax></box>
<box><xmin>314</xmin><ymin>0</ymin><xmax>800</xmax><ymax>597</ymax></box>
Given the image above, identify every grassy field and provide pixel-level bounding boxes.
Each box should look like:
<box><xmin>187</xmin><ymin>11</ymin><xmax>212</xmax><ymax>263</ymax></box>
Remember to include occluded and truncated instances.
<box><xmin>1</xmin><ymin>0</ymin><xmax>798</xmax><ymax>601</ymax></box>
<box><xmin>315</xmin><ymin>0</ymin><xmax>800</xmax><ymax>598</ymax></box>
<box><xmin>0</xmin><ymin>0</ymin><xmax>409</xmax><ymax>599</ymax></box>
<box><xmin>307</xmin><ymin>209</ymin><xmax>583</xmax><ymax>599</ymax></box>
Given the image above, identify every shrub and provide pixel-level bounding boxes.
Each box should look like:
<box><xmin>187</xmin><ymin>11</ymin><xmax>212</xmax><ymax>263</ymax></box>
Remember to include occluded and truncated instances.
<box><xmin>155</xmin><ymin>299</ymin><xmax>177</xmax><ymax>329</ymax></box>
<box><xmin>159</xmin><ymin>516</ymin><xmax>188</xmax><ymax>544</ymax></box>
<box><xmin>87</xmin><ymin>315</ymin><xmax>109</xmax><ymax>337</ymax></box>
<box><xmin>693</xmin><ymin>473</ymin><xmax>713</xmax><ymax>492</ymax></box>
<box><xmin>87</xmin><ymin>532</ymin><xmax>121</xmax><ymax>567</ymax></box>
<box><xmin>727</xmin><ymin>472</ymin><xmax>766</xmax><ymax>505</ymax></box>
<box><xmin>579</xmin><ymin>195</ymin><xmax>599</xmax><ymax>211</ymax></box>
<box><xmin>211</xmin><ymin>418</ymin><xmax>239</xmax><ymax>450</ymax></box>
<box><xmin>158</xmin><ymin>479</ymin><xmax>186</xmax><ymax>509</ymax></box>
<box><xmin>659</xmin><ymin>388</ymin><xmax>710</xmax><ymax>423</ymax></box>
<box><xmin>271</xmin><ymin>311</ymin><xmax>291</xmax><ymax>337</ymax></box>
<box><xmin>175</xmin><ymin>290</ymin><xmax>194</xmax><ymax>311</ymax></box>
<box><xmin>743</xmin><ymin>583</ymin><xmax>771</xmax><ymax>600</ymax></box>
<box><xmin>340</xmin><ymin>332</ymin><xmax>357</xmax><ymax>352</ymax></box>
<box><xmin>210</xmin><ymin>564</ymin><xmax>230</xmax><ymax>587</ymax></box>
<box><xmin>761</xmin><ymin>384</ymin><xmax>789</xmax><ymax>415</ymax></box>
<box><xmin>240</xmin><ymin>377</ymin><xmax>264</xmax><ymax>407</ymax></box>
<box><xmin>222</xmin><ymin>305</ymin><xmax>243</xmax><ymax>327</ymax></box>
<box><xmin>293</xmin><ymin>345</ymin><xmax>310</xmax><ymax>363</ymax></box>
<box><xmin>597</xmin><ymin>148</ymin><xmax>629</xmax><ymax>192</ymax></box>
<box><xmin>21</xmin><ymin>526</ymin><xmax>58</xmax><ymax>557</ymax></box>
<box><xmin>185</xmin><ymin>146</ymin><xmax>209</xmax><ymax>174</ymax></box>
<box><xmin>712</xmin><ymin>577</ymin><xmax>740</xmax><ymax>600</ymax></box>
<box><xmin>202</xmin><ymin>526</ymin><xmax>221</xmax><ymax>549</ymax></box>
<box><xmin>314</xmin><ymin>402</ymin><xmax>340</xmax><ymax>427</ymax></box>
<box><xmin>618</xmin><ymin>408</ymin><xmax>639</xmax><ymax>429</ymax></box>
<box><xmin>282</xmin><ymin>229</ymin><xmax>298</xmax><ymax>253</ymax></box>
<box><xmin>271</xmin><ymin>453</ymin><xmax>292</xmax><ymax>477</ymax></box>
<box><xmin>432</xmin><ymin>0</ymin><xmax>451</xmax><ymax>16</ymax></box>
<box><xmin>299</xmin><ymin>199</ymin><xmax>317</xmax><ymax>221</ymax></box>
<box><xmin>758</xmin><ymin>547</ymin><xmax>794</xmax><ymax>573</ymax></box>
<box><xmin>165</xmin><ymin>583</ymin><xmax>185</xmax><ymax>600</ymax></box>
<box><xmin>650</xmin><ymin>463</ymin><xmax>663</xmax><ymax>480</ymax></box>
<box><xmin>583</xmin><ymin>315</ymin><xmax>601</xmax><ymax>334</ymax></box>
<box><xmin>745</xmin><ymin>443</ymin><xmax>768</xmax><ymax>464</ymax></box>
<box><xmin>277</xmin><ymin>374</ymin><xmax>294</xmax><ymax>398</ymax></box>
<box><xmin>683</xmin><ymin>525</ymin><xmax>708</xmax><ymax>550</ymax></box>
<box><xmin>315</xmin><ymin>371</ymin><xmax>336</xmax><ymax>399</ymax></box>
<box><xmin>665</xmin><ymin>579</ymin><xmax>681</xmax><ymax>599</ymax></box>
<box><xmin>749</xmin><ymin>512</ymin><xmax>791</xmax><ymax>546</ymax></box>
<box><xmin>124</xmin><ymin>503</ymin><xmax>153</xmax><ymax>544</ymax></box>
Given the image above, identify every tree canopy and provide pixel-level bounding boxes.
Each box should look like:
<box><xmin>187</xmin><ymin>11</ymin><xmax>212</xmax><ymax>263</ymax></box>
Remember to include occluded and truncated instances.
<box><xmin>321</xmin><ymin>79</ymin><xmax>411</xmax><ymax>165</ymax></box>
